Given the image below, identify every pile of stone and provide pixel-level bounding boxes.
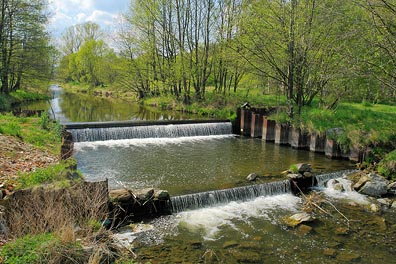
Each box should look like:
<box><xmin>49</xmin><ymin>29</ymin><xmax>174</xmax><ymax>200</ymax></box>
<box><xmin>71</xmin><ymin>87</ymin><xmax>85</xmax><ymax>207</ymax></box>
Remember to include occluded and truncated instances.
<box><xmin>109</xmin><ymin>188</ymin><xmax>170</xmax><ymax>220</ymax></box>
<box><xmin>286</xmin><ymin>163</ymin><xmax>314</xmax><ymax>180</ymax></box>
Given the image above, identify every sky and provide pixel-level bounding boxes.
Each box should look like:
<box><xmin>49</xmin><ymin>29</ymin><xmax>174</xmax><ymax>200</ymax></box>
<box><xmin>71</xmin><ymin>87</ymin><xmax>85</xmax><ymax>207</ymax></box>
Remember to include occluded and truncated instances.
<box><xmin>47</xmin><ymin>0</ymin><xmax>130</xmax><ymax>37</ymax></box>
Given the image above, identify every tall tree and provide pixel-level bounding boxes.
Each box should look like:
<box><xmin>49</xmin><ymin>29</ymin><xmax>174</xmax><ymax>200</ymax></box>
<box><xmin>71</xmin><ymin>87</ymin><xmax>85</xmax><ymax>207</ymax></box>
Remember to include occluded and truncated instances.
<box><xmin>238</xmin><ymin>0</ymin><xmax>357</xmax><ymax>116</ymax></box>
<box><xmin>0</xmin><ymin>0</ymin><xmax>52</xmax><ymax>94</ymax></box>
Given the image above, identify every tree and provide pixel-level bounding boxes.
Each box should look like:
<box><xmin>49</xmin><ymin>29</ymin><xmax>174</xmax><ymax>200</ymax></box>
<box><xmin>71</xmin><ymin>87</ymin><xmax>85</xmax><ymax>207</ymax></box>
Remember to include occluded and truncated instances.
<box><xmin>0</xmin><ymin>0</ymin><xmax>52</xmax><ymax>94</ymax></box>
<box><xmin>238</xmin><ymin>0</ymin><xmax>359</xmax><ymax>116</ymax></box>
<box><xmin>359</xmin><ymin>0</ymin><xmax>396</xmax><ymax>102</ymax></box>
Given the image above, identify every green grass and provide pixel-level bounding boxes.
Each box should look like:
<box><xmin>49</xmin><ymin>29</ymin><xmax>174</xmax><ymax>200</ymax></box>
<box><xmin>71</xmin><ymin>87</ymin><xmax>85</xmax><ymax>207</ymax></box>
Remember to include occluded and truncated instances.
<box><xmin>0</xmin><ymin>113</ymin><xmax>62</xmax><ymax>154</ymax></box>
<box><xmin>295</xmin><ymin>102</ymin><xmax>396</xmax><ymax>149</ymax></box>
<box><xmin>17</xmin><ymin>159</ymin><xmax>82</xmax><ymax>189</ymax></box>
<box><xmin>0</xmin><ymin>233</ymin><xmax>86</xmax><ymax>264</ymax></box>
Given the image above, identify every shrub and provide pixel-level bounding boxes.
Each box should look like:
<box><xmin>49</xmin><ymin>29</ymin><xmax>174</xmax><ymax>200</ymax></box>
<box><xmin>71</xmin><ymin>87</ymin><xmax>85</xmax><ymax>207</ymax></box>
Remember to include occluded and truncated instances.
<box><xmin>377</xmin><ymin>150</ymin><xmax>396</xmax><ymax>181</ymax></box>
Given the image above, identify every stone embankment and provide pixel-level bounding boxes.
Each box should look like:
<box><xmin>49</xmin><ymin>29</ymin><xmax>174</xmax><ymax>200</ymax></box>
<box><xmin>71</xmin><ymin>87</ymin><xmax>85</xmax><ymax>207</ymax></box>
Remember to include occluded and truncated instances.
<box><xmin>109</xmin><ymin>188</ymin><xmax>171</xmax><ymax>221</ymax></box>
<box><xmin>236</xmin><ymin>108</ymin><xmax>364</xmax><ymax>162</ymax></box>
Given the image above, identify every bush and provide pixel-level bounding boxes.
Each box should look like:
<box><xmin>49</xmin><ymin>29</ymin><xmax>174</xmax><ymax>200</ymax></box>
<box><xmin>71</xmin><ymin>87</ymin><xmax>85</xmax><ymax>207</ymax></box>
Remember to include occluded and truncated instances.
<box><xmin>377</xmin><ymin>150</ymin><xmax>396</xmax><ymax>181</ymax></box>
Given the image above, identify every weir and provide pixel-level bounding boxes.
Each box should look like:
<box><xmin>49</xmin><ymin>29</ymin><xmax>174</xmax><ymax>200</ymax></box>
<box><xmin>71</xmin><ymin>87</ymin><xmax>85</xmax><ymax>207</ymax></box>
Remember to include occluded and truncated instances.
<box><xmin>315</xmin><ymin>170</ymin><xmax>358</xmax><ymax>187</ymax></box>
<box><xmin>67</xmin><ymin>121</ymin><xmax>233</xmax><ymax>142</ymax></box>
<box><xmin>169</xmin><ymin>180</ymin><xmax>291</xmax><ymax>213</ymax></box>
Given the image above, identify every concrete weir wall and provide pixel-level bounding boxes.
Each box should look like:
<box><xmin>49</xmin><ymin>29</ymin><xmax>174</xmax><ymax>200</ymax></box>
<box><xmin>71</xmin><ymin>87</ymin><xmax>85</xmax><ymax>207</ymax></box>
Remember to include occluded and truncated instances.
<box><xmin>236</xmin><ymin>108</ymin><xmax>362</xmax><ymax>162</ymax></box>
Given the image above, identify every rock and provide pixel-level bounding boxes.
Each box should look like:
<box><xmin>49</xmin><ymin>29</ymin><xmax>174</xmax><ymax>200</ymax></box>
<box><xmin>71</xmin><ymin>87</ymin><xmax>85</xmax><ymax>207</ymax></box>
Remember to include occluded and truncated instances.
<box><xmin>388</xmin><ymin>181</ymin><xmax>396</xmax><ymax>195</ymax></box>
<box><xmin>303</xmin><ymin>172</ymin><xmax>313</xmax><ymax>178</ymax></box>
<box><xmin>296</xmin><ymin>224</ymin><xmax>313</xmax><ymax>236</ymax></box>
<box><xmin>353</xmin><ymin>175</ymin><xmax>369</xmax><ymax>191</ymax></box>
<box><xmin>246</xmin><ymin>173</ymin><xmax>258</xmax><ymax>182</ymax></box>
<box><xmin>377</xmin><ymin>198</ymin><xmax>392</xmax><ymax>208</ymax></box>
<box><xmin>154</xmin><ymin>190</ymin><xmax>170</xmax><ymax>200</ymax></box>
<box><xmin>323</xmin><ymin>248</ymin><xmax>336</xmax><ymax>257</ymax></box>
<box><xmin>223</xmin><ymin>240</ymin><xmax>239</xmax><ymax>249</ymax></box>
<box><xmin>285</xmin><ymin>212</ymin><xmax>314</xmax><ymax>227</ymax></box>
<box><xmin>335</xmin><ymin>227</ymin><xmax>349</xmax><ymax>235</ymax></box>
<box><xmin>333</xmin><ymin>183</ymin><xmax>345</xmax><ymax>192</ymax></box>
<box><xmin>336</xmin><ymin>252</ymin><xmax>361</xmax><ymax>262</ymax></box>
<box><xmin>109</xmin><ymin>189</ymin><xmax>133</xmax><ymax>202</ymax></box>
<box><xmin>367</xmin><ymin>216</ymin><xmax>387</xmax><ymax>232</ymax></box>
<box><xmin>136</xmin><ymin>188</ymin><xmax>154</xmax><ymax>200</ymax></box>
<box><xmin>370</xmin><ymin>203</ymin><xmax>381</xmax><ymax>213</ymax></box>
<box><xmin>231</xmin><ymin>250</ymin><xmax>261</xmax><ymax>263</ymax></box>
<box><xmin>296</xmin><ymin>163</ymin><xmax>312</xmax><ymax>173</ymax></box>
<box><xmin>359</xmin><ymin>174</ymin><xmax>388</xmax><ymax>197</ymax></box>
<box><xmin>391</xmin><ymin>201</ymin><xmax>396</xmax><ymax>209</ymax></box>
<box><xmin>287</xmin><ymin>173</ymin><xmax>303</xmax><ymax>180</ymax></box>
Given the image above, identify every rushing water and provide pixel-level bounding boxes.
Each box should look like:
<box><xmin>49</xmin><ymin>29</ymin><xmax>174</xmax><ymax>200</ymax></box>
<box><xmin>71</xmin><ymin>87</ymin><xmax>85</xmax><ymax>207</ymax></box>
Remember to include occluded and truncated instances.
<box><xmin>19</xmin><ymin>85</ymin><xmax>206</xmax><ymax>122</ymax></box>
<box><xmin>126</xmin><ymin>181</ymin><xmax>396</xmax><ymax>264</ymax></box>
<box><xmin>68</xmin><ymin>122</ymin><xmax>233</xmax><ymax>142</ymax></box>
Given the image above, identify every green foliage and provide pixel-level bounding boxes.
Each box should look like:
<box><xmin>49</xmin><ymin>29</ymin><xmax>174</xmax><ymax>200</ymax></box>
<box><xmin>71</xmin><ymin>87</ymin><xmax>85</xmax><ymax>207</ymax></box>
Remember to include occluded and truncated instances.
<box><xmin>0</xmin><ymin>233</ymin><xmax>86</xmax><ymax>264</ymax></box>
<box><xmin>0</xmin><ymin>120</ymin><xmax>21</xmax><ymax>137</ymax></box>
<box><xmin>295</xmin><ymin>103</ymin><xmax>396</xmax><ymax>148</ymax></box>
<box><xmin>17</xmin><ymin>159</ymin><xmax>82</xmax><ymax>189</ymax></box>
<box><xmin>0</xmin><ymin>233</ymin><xmax>55</xmax><ymax>264</ymax></box>
<box><xmin>377</xmin><ymin>150</ymin><xmax>396</xmax><ymax>181</ymax></box>
<box><xmin>40</xmin><ymin>112</ymin><xmax>49</xmax><ymax>129</ymax></box>
<box><xmin>289</xmin><ymin>164</ymin><xmax>299</xmax><ymax>174</ymax></box>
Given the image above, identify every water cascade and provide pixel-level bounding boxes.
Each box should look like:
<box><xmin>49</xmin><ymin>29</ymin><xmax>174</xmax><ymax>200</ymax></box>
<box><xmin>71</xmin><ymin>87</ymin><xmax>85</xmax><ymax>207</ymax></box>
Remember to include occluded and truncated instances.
<box><xmin>170</xmin><ymin>180</ymin><xmax>291</xmax><ymax>213</ymax></box>
<box><xmin>315</xmin><ymin>170</ymin><xmax>358</xmax><ymax>187</ymax></box>
<box><xmin>68</xmin><ymin>122</ymin><xmax>233</xmax><ymax>142</ymax></box>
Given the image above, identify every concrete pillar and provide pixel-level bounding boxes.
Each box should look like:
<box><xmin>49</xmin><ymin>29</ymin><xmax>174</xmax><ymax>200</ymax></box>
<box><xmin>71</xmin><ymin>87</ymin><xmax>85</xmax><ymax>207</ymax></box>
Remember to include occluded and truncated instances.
<box><xmin>289</xmin><ymin>127</ymin><xmax>309</xmax><ymax>149</ymax></box>
<box><xmin>262</xmin><ymin>117</ymin><xmax>276</xmax><ymax>142</ymax></box>
<box><xmin>325</xmin><ymin>139</ymin><xmax>342</xmax><ymax>159</ymax></box>
<box><xmin>309</xmin><ymin>133</ymin><xmax>326</xmax><ymax>153</ymax></box>
<box><xmin>275</xmin><ymin>123</ymin><xmax>290</xmax><ymax>145</ymax></box>
<box><xmin>234</xmin><ymin>108</ymin><xmax>242</xmax><ymax>134</ymax></box>
<box><xmin>240</xmin><ymin>109</ymin><xmax>252</xmax><ymax>136</ymax></box>
<box><xmin>349</xmin><ymin>145</ymin><xmax>363</xmax><ymax>162</ymax></box>
<box><xmin>250</xmin><ymin>113</ymin><xmax>263</xmax><ymax>138</ymax></box>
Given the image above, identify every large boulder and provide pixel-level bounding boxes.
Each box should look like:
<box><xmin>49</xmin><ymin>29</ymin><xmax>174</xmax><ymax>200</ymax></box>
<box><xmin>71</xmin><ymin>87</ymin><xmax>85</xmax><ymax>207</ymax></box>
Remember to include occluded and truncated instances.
<box><xmin>284</xmin><ymin>212</ymin><xmax>314</xmax><ymax>227</ymax></box>
<box><xmin>246</xmin><ymin>173</ymin><xmax>258</xmax><ymax>182</ymax></box>
<box><xmin>296</xmin><ymin>163</ymin><xmax>312</xmax><ymax>173</ymax></box>
<box><xmin>359</xmin><ymin>173</ymin><xmax>389</xmax><ymax>197</ymax></box>
<box><xmin>353</xmin><ymin>175</ymin><xmax>370</xmax><ymax>191</ymax></box>
<box><xmin>154</xmin><ymin>190</ymin><xmax>170</xmax><ymax>200</ymax></box>
<box><xmin>387</xmin><ymin>181</ymin><xmax>396</xmax><ymax>195</ymax></box>
<box><xmin>109</xmin><ymin>189</ymin><xmax>133</xmax><ymax>203</ymax></box>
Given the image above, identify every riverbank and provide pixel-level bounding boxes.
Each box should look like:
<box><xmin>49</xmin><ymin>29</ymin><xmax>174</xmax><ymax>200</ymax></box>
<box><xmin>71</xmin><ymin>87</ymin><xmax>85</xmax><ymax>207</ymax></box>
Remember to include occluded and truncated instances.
<box><xmin>0</xmin><ymin>90</ymin><xmax>50</xmax><ymax>111</ymax></box>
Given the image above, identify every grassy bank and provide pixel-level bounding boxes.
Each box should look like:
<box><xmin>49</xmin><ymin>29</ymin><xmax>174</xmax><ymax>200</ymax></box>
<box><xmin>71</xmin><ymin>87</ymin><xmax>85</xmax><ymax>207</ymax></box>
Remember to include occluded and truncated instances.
<box><xmin>0</xmin><ymin>113</ymin><xmax>122</xmax><ymax>263</ymax></box>
<box><xmin>0</xmin><ymin>90</ymin><xmax>50</xmax><ymax>111</ymax></box>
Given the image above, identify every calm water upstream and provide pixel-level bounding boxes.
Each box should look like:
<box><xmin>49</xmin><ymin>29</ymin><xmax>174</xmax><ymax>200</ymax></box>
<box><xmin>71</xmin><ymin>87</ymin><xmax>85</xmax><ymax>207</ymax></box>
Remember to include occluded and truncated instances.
<box><xmin>21</xmin><ymin>85</ymin><xmax>205</xmax><ymax>122</ymax></box>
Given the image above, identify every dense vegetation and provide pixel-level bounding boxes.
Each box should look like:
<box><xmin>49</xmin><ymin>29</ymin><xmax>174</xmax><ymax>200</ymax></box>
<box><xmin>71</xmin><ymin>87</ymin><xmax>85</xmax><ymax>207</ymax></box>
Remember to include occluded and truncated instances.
<box><xmin>55</xmin><ymin>1</ymin><xmax>396</xmax><ymax>116</ymax></box>
<box><xmin>0</xmin><ymin>0</ymin><xmax>55</xmax><ymax>95</ymax></box>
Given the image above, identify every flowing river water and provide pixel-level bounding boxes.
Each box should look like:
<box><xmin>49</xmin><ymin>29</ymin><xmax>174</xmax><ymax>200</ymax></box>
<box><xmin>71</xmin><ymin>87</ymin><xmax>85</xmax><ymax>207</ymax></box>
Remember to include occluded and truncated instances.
<box><xmin>23</xmin><ymin>85</ymin><xmax>396</xmax><ymax>263</ymax></box>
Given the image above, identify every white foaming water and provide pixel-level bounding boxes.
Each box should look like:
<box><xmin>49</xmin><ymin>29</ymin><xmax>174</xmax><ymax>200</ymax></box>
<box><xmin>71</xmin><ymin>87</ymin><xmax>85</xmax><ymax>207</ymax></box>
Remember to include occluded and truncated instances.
<box><xmin>175</xmin><ymin>194</ymin><xmax>301</xmax><ymax>240</ymax></box>
<box><xmin>319</xmin><ymin>177</ymin><xmax>369</xmax><ymax>205</ymax></box>
<box><xmin>74</xmin><ymin>134</ymin><xmax>235</xmax><ymax>151</ymax></box>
